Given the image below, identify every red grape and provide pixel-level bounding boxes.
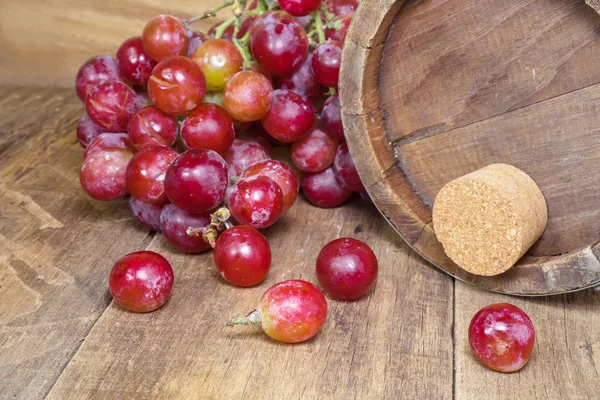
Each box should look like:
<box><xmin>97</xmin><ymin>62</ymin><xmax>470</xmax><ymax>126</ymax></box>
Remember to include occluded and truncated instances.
<box><xmin>127</xmin><ymin>146</ymin><xmax>179</xmax><ymax>205</ymax></box>
<box><xmin>469</xmin><ymin>303</ymin><xmax>535</xmax><ymax>372</ymax></box>
<box><xmin>116</xmin><ymin>36</ymin><xmax>157</xmax><ymax>86</ymax></box>
<box><xmin>229</xmin><ymin>280</ymin><xmax>327</xmax><ymax>343</ymax></box>
<box><xmin>312</xmin><ymin>40</ymin><xmax>342</xmax><ymax>88</ymax></box>
<box><xmin>129</xmin><ymin>197</ymin><xmax>164</xmax><ymax>230</ymax></box>
<box><xmin>301</xmin><ymin>166</ymin><xmax>352</xmax><ymax>207</ymax></box>
<box><xmin>84</xmin><ymin>133</ymin><xmax>135</xmax><ymax>159</ymax></box>
<box><xmin>181</xmin><ymin>103</ymin><xmax>235</xmax><ymax>155</ymax></box>
<box><xmin>223</xmin><ymin>139</ymin><xmax>270</xmax><ymax>177</ymax></box>
<box><xmin>75</xmin><ymin>56</ymin><xmax>123</xmax><ymax>102</ymax></box>
<box><xmin>160</xmin><ymin>204</ymin><xmax>212</xmax><ymax>253</ymax></box>
<box><xmin>109</xmin><ymin>251</ymin><xmax>174</xmax><ymax>312</ymax></box>
<box><xmin>80</xmin><ymin>148</ymin><xmax>133</xmax><ymax>201</ymax></box>
<box><xmin>165</xmin><ymin>149</ymin><xmax>229</xmax><ymax>213</ymax></box>
<box><xmin>242</xmin><ymin>159</ymin><xmax>299</xmax><ymax>213</ymax></box>
<box><xmin>333</xmin><ymin>142</ymin><xmax>365</xmax><ymax>192</ymax></box>
<box><xmin>227</xmin><ymin>175</ymin><xmax>284</xmax><ymax>229</ymax></box>
<box><xmin>127</xmin><ymin>106</ymin><xmax>179</xmax><ymax>150</ymax></box>
<box><xmin>77</xmin><ymin>114</ymin><xmax>106</xmax><ymax>148</ymax></box>
<box><xmin>321</xmin><ymin>95</ymin><xmax>345</xmax><ymax>140</ymax></box>
<box><xmin>85</xmin><ymin>80</ymin><xmax>138</xmax><ymax>132</ymax></box>
<box><xmin>316</xmin><ymin>238</ymin><xmax>378</xmax><ymax>299</ymax></box>
<box><xmin>261</xmin><ymin>90</ymin><xmax>314</xmax><ymax>143</ymax></box>
<box><xmin>223</xmin><ymin>71</ymin><xmax>273</xmax><ymax>122</ymax></box>
<box><xmin>214</xmin><ymin>226</ymin><xmax>271</xmax><ymax>287</ymax></box>
<box><xmin>186</xmin><ymin>30</ymin><xmax>209</xmax><ymax>57</ymax></box>
<box><xmin>250</xmin><ymin>17</ymin><xmax>309</xmax><ymax>76</ymax></box>
<box><xmin>277</xmin><ymin>54</ymin><xmax>322</xmax><ymax>102</ymax></box>
<box><xmin>148</xmin><ymin>56</ymin><xmax>207</xmax><ymax>116</ymax></box>
<box><xmin>291</xmin><ymin>123</ymin><xmax>338</xmax><ymax>172</ymax></box>
<box><xmin>192</xmin><ymin>39</ymin><xmax>243</xmax><ymax>91</ymax></box>
<box><xmin>142</xmin><ymin>15</ymin><xmax>189</xmax><ymax>61</ymax></box>
<box><xmin>278</xmin><ymin>0</ymin><xmax>322</xmax><ymax>16</ymax></box>
<box><xmin>326</xmin><ymin>0</ymin><xmax>358</xmax><ymax>16</ymax></box>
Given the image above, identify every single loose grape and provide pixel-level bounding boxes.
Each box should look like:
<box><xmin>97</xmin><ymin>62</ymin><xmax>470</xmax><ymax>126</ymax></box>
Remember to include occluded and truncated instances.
<box><xmin>109</xmin><ymin>251</ymin><xmax>174</xmax><ymax>312</ymax></box>
<box><xmin>316</xmin><ymin>238</ymin><xmax>378</xmax><ymax>299</ymax></box>
<box><xmin>229</xmin><ymin>280</ymin><xmax>327</xmax><ymax>343</ymax></box>
<box><xmin>469</xmin><ymin>303</ymin><xmax>535</xmax><ymax>373</ymax></box>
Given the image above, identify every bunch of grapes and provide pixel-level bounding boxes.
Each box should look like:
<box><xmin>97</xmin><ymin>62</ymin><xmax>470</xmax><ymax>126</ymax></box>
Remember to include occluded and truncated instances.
<box><xmin>75</xmin><ymin>0</ymin><xmax>374</xmax><ymax>343</ymax></box>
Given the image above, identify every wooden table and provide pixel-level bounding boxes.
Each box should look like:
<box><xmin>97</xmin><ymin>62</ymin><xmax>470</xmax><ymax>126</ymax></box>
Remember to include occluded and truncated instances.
<box><xmin>0</xmin><ymin>86</ymin><xmax>598</xmax><ymax>399</ymax></box>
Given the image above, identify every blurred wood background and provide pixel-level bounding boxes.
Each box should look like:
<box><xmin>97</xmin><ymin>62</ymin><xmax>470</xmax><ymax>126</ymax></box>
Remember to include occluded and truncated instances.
<box><xmin>0</xmin><ymin>0</ymin><xmax>223</xmax><ymax>87</ymax></box>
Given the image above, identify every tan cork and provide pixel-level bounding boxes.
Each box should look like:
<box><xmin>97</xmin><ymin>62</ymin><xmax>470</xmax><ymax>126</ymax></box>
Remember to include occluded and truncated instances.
<box><xmin>432</xmin><ymin>164</ymin><xmax>548</xmax><ymax>276</ymax></box>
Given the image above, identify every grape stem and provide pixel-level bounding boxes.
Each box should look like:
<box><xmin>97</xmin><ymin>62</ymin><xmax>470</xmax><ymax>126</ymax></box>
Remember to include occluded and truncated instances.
<box><xmin>232</xmin><ymin>0</ymin><xmax>253</xmax><ymax>69</ymax></box>
<box><xmin>227</xmin><ymin>310</ymin><xmax>262</xmax><ymax>327</ymax></box>
<box><xmin>187</xmin><ymin>0</ymin><xmax>235</xmax><ymax>24</ymax></box>
<box><xmin>214</xmin><ymin>17</ymin><xmax>236</xmax><ymax>39</ymax></box>
<box><xmin>312</xmin><ymin>10</ymin><xmax>326</xmax><ymax>44</ymax></box>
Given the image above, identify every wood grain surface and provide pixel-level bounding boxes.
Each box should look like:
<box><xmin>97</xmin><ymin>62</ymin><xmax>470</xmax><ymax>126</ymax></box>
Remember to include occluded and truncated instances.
<box><xmin>1</xmin><ymin>86</ymin><xmax>599</xmax><ymax>399</ymax></box>
<box><xmin>340</xmin><ymin>0</ymin><xmax>600</xmax><ymax>295</ymax></box>
<box><xmin>0</xmin><ymin>0</ymin><xmax>224</xmax><ymax>88</ymax></box>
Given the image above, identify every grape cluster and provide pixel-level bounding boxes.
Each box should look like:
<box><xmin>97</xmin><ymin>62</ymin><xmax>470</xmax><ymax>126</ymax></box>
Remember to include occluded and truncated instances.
<box><xmin>75</xmin><ymin>0</ymin><xmax>373</xmax><ymax>342</ymax></box>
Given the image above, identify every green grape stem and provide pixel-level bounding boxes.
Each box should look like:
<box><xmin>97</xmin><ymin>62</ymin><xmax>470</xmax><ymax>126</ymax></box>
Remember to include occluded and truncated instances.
<box><xmin>227</xmin><ymin>310</ymin><xmax>262</xmax><ymax>327</ymax></box>
<box><xmin>187</xmin><ymin>0</ymin><xmax>235</xmax><ymax>24</ymax></box>
<box><xmin>312</xmin><ymin>10</ymin><xmax>326</xmax><ymax>44</ymax></box>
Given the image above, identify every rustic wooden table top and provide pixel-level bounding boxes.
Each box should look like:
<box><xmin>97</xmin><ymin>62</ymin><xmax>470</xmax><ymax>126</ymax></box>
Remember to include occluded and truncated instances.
<box><xmin>0</xmin><ymin>86</ymin><xmax>598</xmax><ymax>399</ymax></box>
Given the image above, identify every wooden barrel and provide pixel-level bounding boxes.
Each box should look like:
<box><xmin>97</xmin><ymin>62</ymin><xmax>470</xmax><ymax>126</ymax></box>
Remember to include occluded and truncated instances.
<box><xmin>340</xmin><ymin>0</ymin><xmax>600</xmax><ymax>295</ymax></box>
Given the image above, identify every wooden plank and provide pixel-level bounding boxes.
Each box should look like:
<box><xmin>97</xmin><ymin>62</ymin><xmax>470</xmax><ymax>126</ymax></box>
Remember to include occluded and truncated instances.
<box><xmin>46</xmin><ymin>198</ymin><xmax>454</xmax><ymax>399</ymax></box>
<box><xmin>380</xmin><ymin>0</ymin><xmax>600</xmax><ymax>142</ymax></box>
<box><xmin>454</xmin><ymin>283</ymin><xmax>600</xmax><ymax>399</ymax></box>
<box><xmin>0</xmin><ymin>87</ymin><xmax>156</xmax><ymax>399</ymax></box>
<box><xmin>0</xmin><ymin>0</ymin><xmax>224</xmax><ymax>87</ymax></box>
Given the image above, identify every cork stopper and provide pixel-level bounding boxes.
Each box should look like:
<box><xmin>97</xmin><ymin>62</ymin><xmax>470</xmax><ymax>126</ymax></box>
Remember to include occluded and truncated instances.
<box><xmin>432</xmin><ymin>164</ymin><xmax>547</xmax><ymax>276</ymax></box>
